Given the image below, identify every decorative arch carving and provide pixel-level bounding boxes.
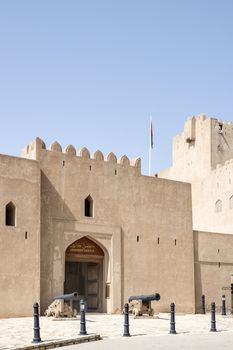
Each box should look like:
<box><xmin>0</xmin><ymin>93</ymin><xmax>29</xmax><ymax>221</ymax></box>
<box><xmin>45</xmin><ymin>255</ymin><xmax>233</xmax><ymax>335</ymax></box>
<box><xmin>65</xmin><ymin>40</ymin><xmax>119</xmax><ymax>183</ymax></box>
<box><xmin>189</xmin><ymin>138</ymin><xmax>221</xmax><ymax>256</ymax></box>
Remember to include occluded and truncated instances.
<box><xmin>66</xmin><ymin>236</ymin><xmax>104</xmax><ymax>258</ymax></box>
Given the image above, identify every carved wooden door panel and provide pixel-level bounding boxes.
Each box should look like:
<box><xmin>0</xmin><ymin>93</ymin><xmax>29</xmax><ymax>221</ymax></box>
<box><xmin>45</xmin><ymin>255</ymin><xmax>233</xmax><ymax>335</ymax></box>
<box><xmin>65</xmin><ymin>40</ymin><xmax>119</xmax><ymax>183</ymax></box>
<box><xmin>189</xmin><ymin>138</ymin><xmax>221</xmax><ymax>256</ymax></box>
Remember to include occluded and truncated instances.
<box><xmin>87</xmin><ymin>263</ymin><xmax>99</xmax><ymax>311</ymax></box>
<box><xmin>64</xmin><ymin>261</ymin><xmax>85</xmax><ymax>311</ymax></box>
<box><xmin>64</xmin><ymin>260</ymin><xmax>102</xmax><ymax>312</ymax></box>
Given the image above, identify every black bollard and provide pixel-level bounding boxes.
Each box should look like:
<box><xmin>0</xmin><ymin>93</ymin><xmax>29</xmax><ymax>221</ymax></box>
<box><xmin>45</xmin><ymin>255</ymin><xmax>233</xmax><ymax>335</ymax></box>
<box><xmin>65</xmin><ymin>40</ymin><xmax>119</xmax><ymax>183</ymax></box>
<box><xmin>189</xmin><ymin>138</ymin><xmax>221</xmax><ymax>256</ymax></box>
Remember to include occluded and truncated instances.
<box><xmin>210</xmin><ymin>302</ymin><xmax>217</xmax><ymax>332</ymax></box>
<box><xmin>123</xmin><ymin>303</ymin><xmax>130</xmax><ymax>337</ymax></box>
<box><xmin>79</xmin><ymin>299</ymin><xmax>87</xmax><ymax>335</ymax></box>
<box><xmin>231</xmin><ymin>283</ymin><xmax>233</xmax><ymax>315</ymax></box>
<box><xmin>201</xmin><ymin>295</ymin><xmax>206</xmax><ymax>314</ymax></box>
<box><xmin>169</xmin><ymin>303</ymin><xmax>177</xmax><ymax>334</ymax></box>
<box><xmin>32</xmin><ymin>302</ymin><xmax>41</xmax><ymax>343</ymax></box>
<box><xmin>222</xmin><ymin>295</ymin><xmax>226</xmax><ymax>316</ymax></box>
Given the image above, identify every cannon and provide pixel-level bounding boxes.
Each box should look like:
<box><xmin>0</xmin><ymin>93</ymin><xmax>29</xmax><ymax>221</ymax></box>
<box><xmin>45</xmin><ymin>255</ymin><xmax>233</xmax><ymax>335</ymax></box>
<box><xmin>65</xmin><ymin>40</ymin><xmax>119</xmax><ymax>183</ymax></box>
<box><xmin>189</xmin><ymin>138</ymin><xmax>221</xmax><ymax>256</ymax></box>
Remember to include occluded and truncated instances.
<box><xmin>128</xmin><ymin>293</ymin><xmax>160</xmax><ymax>317</ymax></box>
<box><xmin>45</xmin><ymin>292</ymin><xmax>81</xmax><ymax>318</ymax></box>
<box><xmin>55</xmin><ymin>292</ymin><xmax>80</xmax><ymax>301</ymax></box>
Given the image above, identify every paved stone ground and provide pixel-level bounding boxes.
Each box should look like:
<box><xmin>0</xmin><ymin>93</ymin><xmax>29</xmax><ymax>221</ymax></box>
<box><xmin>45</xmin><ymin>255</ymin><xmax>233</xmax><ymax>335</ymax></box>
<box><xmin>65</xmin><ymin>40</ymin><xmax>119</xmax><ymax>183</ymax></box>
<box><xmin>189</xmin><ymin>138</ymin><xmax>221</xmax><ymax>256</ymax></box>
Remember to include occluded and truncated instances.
<box><xmin>65</xmin><ymin>332</ymin><xmax>233</xmax><ymax>350</ymax></box>
<box><xmin>1</xmin><ymin>313</ymin><xmax>233</xmax><ymax>349</ymax></box>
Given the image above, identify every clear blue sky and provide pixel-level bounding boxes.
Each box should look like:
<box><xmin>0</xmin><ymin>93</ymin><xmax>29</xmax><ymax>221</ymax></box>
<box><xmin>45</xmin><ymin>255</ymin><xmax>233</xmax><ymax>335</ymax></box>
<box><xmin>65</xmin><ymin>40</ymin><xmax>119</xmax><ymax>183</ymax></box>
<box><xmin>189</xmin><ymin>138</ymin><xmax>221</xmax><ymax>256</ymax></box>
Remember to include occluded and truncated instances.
<box><xmin>1</xmin><ymin>0</ymin><xmax>233</xmax><ymax>174</ymax></box>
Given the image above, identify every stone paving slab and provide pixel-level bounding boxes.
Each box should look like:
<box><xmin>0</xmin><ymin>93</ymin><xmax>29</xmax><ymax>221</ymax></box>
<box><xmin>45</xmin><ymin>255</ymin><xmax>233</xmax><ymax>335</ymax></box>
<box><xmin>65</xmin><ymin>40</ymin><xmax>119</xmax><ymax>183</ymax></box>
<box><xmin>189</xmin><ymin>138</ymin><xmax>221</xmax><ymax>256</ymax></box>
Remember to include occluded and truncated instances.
<box><xmin>13</xmin><ymin>335</ymin><xmax>101</xmax><ymax>350</ymax></box>
<box><xmin>64</xmin><ymin>332</ymin><xmax>233</xmax><ymax>350</ymax></box>
<box><xmin>1</xmin><ymin>313</ymin><xmax>233</xmax><ymax>349</ymax></box>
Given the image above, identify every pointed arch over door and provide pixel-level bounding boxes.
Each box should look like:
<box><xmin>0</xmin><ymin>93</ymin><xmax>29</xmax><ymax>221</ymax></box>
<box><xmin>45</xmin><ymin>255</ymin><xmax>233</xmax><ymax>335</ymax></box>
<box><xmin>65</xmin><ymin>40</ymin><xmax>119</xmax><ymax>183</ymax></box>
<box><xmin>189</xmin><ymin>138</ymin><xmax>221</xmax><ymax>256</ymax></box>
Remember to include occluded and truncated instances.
<box><xmin>65</xmin><ymin>236</ymin><xmax>104</xmax><ymax>312</ymax></box>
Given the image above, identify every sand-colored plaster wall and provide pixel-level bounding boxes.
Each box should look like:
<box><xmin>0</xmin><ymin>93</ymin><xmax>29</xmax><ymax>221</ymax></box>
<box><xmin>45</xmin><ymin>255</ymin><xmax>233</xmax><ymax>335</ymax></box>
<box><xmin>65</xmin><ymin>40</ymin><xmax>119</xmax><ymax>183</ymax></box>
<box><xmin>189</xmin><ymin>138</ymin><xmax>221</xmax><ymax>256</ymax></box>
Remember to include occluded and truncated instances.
<box><xmin>170</xmin><ymin>115</ymin><xmax>212</xmax><ymax>182</ymax></box>
<box><xmin>158</xmin><ymin>115</ymin><xmax>233</xmax><ymax>234</ymax></box>
<box><xmin>194</xmin><ymin>230</ymin><xmax>233</xmax><ymax>312</ymax></box>
<box><xmin>191</xmin><ymin>163</ymin><xmax>233</xmax><ymax>233</ymax></box>
<box><xmin>32</xmin><ymin>144</ymin><xmax>195</xmax><ymax>314</ymax></box>
<box><xmin>0</xmin><ymin>154</ymin><xmax>40</xmax><ymax>318</ymax></box>
<box><xmin>211</xmin><ymin>118</ymin><xmax>233</xmax><ymax>169</ymax></box>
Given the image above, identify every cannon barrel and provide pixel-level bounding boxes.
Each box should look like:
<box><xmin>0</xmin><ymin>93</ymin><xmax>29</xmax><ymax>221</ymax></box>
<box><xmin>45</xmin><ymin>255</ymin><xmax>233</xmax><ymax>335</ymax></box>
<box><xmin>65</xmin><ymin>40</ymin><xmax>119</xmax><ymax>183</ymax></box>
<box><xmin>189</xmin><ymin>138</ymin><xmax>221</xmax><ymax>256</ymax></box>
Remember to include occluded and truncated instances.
<box><xmin>128</xmin><ymin>293</ymin><xmax>160</xmax><ymax>302</ymax></box>
<box><xmin>54</xmin><ymin>292</ymin><xmax>80</xmax><ymax>301</ymax></box>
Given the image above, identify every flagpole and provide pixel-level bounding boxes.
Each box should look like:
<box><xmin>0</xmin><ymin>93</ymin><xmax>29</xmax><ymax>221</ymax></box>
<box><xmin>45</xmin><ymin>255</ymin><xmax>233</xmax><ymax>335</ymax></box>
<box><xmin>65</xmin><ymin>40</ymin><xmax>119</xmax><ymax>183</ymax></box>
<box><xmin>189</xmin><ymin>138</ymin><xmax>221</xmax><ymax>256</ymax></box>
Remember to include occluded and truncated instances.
<box><xmin>149</xmin><ymin>115</ymin><xmax>152</xmax><ymax>176</ymax></box>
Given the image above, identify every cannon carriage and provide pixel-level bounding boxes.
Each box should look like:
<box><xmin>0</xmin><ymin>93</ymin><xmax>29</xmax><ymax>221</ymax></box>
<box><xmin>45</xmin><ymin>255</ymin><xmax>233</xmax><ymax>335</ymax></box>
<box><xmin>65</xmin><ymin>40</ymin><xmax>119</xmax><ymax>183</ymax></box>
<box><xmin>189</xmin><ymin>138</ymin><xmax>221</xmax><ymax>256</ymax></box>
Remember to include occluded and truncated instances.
<box><xmin>45</xmin><ymin>292</ymin><xmax>81</xmax><ymax>318</ymax></box>
<box><xmin>128</xmin><ymin>293</ymin><xmax>160</xmax><ymax>316</ymax></box>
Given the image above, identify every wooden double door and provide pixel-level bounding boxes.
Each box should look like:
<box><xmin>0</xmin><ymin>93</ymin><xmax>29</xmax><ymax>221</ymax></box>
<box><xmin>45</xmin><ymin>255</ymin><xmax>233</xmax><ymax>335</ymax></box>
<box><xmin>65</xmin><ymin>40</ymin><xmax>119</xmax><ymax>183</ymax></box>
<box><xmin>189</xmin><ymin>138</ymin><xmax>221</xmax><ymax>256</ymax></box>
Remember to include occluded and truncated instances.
<box><xmin>64</xmin><ymin>260</ymin><xmax>102</xmax><ymax>312</ymax></box>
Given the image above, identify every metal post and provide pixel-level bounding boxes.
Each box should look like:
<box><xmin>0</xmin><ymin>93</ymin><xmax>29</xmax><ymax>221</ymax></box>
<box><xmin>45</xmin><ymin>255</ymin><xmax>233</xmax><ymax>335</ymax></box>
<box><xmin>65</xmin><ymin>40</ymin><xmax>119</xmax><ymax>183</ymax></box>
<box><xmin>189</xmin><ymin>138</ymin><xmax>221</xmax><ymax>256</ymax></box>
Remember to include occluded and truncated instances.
<box><xmin>210</xmin><ymin>302</ymin><xmax>217</xmax><ymax>332</ymax></box>
<box><xmin>201</xmin><ymin>295</ymin><xmax>206</xmax><ymax>314</ymax></box>
<box><xmin>231</xmin><ymin>283</ymin><xmax>233</xmax><ymax>315</ymax></box>
<box><xmin>169</xmin><ymin>303</ymin><xmax>177</xmax><ymax>334</ymax></box>
<box><xmin>33</xmin><ymin>303</ymin><xmax>41</xmax><ymax>343</ymax></box>
<box><xmin>123</xmin><ymin>303</ymin><xmax>130</xmax><ymax>337</ymax></box>
<box><xmin>79</xmin><ymin>299</ymin><xmax>87</xmax><ymax>335</ymax></box>
<box><xmin>222</xmin><ymin>295</ymin><xmax>226</xmax><ymax>316</ymax></box>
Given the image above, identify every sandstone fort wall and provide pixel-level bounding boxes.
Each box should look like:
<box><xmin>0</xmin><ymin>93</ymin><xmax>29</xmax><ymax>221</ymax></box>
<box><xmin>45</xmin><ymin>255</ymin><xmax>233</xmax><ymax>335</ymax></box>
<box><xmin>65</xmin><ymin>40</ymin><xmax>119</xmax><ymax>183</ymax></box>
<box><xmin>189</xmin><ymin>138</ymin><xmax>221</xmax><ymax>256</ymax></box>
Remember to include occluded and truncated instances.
<box><xmin>1</xmin><ymin>113</ymin><xmax>233</xmax><ymax>317</ymax></box>
<box><xmin>0</xmin><ymin>155</ymin><xmax>40</xmax><ymax>317</ymax></box>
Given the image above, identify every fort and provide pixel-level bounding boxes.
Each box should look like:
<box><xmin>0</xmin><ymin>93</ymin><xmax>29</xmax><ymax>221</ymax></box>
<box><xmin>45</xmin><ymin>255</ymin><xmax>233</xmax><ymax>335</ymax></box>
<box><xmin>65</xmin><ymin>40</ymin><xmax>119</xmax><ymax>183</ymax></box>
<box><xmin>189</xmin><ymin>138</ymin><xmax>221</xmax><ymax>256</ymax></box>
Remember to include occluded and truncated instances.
<box><xmin>1</xmin><ymin>114</ymin><xmax>233</xmax><ymax>318</ymax></box>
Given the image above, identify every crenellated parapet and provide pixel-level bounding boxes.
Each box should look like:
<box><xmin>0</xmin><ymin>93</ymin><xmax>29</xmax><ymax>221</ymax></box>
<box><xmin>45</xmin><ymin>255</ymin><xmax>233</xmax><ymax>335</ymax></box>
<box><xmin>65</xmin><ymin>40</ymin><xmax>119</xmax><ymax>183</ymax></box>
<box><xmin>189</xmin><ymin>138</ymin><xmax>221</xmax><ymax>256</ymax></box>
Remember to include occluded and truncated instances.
<box><xmin>21</xmin><ymin>138</ymin><xmax>141</xmax><ymax>172</ymax></box>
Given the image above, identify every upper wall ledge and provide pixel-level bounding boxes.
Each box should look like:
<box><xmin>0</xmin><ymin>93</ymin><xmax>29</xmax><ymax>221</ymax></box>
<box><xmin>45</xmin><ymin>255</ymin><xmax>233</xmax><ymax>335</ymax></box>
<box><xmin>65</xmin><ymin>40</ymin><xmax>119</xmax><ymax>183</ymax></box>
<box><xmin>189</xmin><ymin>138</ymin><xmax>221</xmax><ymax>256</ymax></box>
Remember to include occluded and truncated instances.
<box><xmin>21</xmin><ymin>137</ymin><xmax>141</xmax><ymax>169</ymax></box>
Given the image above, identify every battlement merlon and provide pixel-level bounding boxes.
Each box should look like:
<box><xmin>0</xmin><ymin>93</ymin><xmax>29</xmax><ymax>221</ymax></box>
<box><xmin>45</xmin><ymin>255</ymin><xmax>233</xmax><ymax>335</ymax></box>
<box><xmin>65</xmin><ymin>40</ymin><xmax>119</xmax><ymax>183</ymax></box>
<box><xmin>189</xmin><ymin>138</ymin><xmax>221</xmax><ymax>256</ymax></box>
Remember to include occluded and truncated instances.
<box><xmin>20</xmin><ymin>137</ymin><xmax>141</xmax><ymax>172</ymax></box>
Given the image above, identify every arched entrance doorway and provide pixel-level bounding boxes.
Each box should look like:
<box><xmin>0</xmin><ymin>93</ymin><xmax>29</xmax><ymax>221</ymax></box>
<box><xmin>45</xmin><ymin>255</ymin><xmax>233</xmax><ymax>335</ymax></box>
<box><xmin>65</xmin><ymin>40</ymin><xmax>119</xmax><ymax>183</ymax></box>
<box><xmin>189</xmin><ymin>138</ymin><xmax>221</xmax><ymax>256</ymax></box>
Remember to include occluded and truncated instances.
<box><xmin>64</xmin><ymin>236</ymin><xmax>104</xmax><ymax>312</ymax></box>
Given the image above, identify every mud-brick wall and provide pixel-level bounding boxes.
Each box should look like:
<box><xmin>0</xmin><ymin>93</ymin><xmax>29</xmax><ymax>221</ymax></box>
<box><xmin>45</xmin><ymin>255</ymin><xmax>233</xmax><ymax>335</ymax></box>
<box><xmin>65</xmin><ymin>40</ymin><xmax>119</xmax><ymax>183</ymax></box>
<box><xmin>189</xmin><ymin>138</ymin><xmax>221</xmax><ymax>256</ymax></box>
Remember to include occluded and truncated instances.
<box><xmin>194</xmin><ymin>230</ymin><xmax>233</xmax><ymax>313</ymax></box>
<box><xmin>0</xmin><ymin>155</ymin><xmax>40</xmax><ymax>318</ymax></box>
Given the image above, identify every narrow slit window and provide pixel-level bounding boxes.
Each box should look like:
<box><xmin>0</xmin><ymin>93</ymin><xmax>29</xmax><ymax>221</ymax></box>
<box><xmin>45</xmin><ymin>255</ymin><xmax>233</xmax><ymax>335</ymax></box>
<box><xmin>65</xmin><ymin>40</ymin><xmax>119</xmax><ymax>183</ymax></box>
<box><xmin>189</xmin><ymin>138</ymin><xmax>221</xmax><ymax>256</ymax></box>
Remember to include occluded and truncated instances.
<box><xmin>137</xmin><ymin>235</ymin><xmax>139</xmax><ymax>242</ymax></box>
<box><xmin>85</xmin><ymin>195</ymin><xmax>93</xmax><ymax>217</ymax></box>
<box><xmin>157</xmin><ymin>237</ymin><xmax>160</xmax><ymax>245</ymax></box>
<box><xmin>215</xmin><ymin>200</ymin><xmax>222</xmax><ymax>213</ymax></box>
<box><xmin>175</xmin><ymin>239</ymin><xmax>177</xmax><ymax>246</ymax></box>
<box><xmin>230</xmin><ymin>196</ymin><xmax>233</xmax><ymax>209</ymax></box>
<box><xmin>5</xmin><ymin>202</ymin><xmax>16</xmax><ymax>226</ymax></box>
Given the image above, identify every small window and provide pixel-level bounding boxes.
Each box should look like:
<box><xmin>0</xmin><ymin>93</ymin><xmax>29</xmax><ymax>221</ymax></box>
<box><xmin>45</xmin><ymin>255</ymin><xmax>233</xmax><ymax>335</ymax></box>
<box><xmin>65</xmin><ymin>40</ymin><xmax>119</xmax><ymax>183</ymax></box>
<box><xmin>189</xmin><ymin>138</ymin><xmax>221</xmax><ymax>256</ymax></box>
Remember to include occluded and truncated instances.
<box><xmin>85</xmin><ymin>195</ymin><xmax>93</xmax><ymax>217</ymax></box>
<box><xmin>218</xmin><ymin>123</ymin><xmax>223</xmax><ymax>132</ymax></box>
<box><xmin>5</xmin><ymin>202</ymin><xmax>16</xmax><ymax>226</ymax></box>
<box><xmin>215</xmin><ymin>200</ymin><xmax>222</xmax><ymax>213</ymax></box>
<box><xmin>230</xmin><ymin>196</ymin><xmax>233</xmax><ymax>209</ymax></box>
